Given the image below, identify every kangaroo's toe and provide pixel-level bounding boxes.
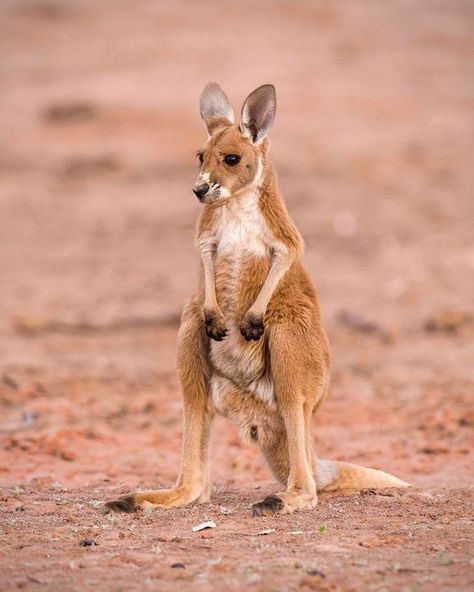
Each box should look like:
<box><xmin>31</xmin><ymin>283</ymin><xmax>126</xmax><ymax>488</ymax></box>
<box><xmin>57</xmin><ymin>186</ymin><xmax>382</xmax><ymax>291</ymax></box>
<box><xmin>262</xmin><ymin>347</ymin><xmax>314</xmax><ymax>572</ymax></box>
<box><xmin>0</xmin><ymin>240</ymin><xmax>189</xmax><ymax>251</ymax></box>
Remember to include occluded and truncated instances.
<box><xmin>251</xmin><ymin>494</ymin><xmax>284</xmax><ymax>517</ymax></box>
<box><xmin>103</xmin><ymin>495</ymin><xmax>137</xmax><ymax>513</ymax></box>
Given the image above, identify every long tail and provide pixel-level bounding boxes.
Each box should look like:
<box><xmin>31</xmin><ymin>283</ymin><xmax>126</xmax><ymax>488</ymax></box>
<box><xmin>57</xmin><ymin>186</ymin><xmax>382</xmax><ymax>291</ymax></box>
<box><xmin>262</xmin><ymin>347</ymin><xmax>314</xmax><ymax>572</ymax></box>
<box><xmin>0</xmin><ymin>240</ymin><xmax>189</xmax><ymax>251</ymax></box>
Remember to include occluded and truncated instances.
<box><xmin>316</xmin><ymin>459</ymin><xmax>410</xmax><ymax>491</ymax></box>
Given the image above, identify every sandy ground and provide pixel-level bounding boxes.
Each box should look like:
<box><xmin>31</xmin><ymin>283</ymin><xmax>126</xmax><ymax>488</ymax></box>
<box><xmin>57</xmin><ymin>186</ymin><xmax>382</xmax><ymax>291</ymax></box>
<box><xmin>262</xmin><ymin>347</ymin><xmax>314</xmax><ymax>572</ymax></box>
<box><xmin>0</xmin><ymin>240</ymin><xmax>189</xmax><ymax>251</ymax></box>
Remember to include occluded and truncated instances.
<box><xmin>0</xmin><ymin>1</ymin><xmax>473</xmax><ymax>590</ymax></box>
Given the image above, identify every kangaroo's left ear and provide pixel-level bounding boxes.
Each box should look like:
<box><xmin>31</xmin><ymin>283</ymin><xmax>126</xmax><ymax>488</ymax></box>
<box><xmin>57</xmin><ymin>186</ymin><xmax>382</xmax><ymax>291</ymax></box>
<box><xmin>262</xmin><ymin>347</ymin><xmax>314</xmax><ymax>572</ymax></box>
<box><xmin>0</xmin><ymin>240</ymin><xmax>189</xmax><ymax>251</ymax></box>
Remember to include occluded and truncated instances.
<box><xmin>200</xmin><ymin>82</ymin><xmax>235</xmax><ymax>135</ymax></box>
<box><xmin>240</xmin><ymin>84</ymin><xmax>276</xmax><ymax>143</ymax></box>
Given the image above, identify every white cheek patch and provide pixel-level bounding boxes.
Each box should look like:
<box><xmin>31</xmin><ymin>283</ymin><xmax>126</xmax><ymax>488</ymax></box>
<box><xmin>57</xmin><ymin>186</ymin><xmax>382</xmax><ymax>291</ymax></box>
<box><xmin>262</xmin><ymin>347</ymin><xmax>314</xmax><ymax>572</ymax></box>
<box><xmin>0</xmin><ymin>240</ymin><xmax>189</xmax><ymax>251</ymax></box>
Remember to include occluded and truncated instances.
<box><xmin>199</xmin><ymin>171</ymin><xmax>211</xmax><ymax>183</ymax></box>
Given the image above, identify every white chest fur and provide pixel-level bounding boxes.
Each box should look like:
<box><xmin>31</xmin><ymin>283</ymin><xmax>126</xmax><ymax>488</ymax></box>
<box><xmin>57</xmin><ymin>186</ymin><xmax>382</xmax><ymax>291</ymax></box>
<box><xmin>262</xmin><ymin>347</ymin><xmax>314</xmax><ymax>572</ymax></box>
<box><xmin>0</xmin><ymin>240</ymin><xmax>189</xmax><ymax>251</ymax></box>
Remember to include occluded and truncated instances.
<box><xmin>214</xmin><ymin>191</ymin><xmax>269</xmax><ymax>257</ymax></box>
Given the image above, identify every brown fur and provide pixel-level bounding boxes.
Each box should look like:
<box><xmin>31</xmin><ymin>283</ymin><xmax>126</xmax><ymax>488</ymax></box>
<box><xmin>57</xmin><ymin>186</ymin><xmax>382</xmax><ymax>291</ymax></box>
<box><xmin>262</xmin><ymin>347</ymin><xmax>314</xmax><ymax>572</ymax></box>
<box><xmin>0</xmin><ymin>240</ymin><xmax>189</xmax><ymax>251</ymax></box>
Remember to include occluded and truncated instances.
<box><xmin>105</xmin><ymin>84</ymin><xmax>409</xmax><ymax>516</ymax></box>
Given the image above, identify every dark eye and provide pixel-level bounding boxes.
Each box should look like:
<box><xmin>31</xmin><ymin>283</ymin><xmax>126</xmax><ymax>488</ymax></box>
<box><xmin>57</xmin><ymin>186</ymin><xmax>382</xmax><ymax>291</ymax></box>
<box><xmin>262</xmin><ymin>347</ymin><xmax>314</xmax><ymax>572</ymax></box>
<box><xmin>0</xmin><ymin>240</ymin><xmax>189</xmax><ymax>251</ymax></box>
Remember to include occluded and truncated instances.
<box><xmin>224</xmin><ymin>154</ymin><xmax>241</xmax><ymax>166</ymax></box>
<box><xmin>196</xmin><ymin>151</ymin><xmax>204</xmax><ymax>165</ymax></box>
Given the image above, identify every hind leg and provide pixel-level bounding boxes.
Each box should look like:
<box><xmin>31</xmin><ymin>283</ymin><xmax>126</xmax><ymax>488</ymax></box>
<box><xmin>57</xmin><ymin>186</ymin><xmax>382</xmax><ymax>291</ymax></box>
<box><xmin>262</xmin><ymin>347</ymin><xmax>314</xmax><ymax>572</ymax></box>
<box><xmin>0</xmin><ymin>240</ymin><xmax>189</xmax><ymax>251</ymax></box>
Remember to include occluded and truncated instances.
<box><xmin>105</xmin><ymin>300</ymin><xmax>212</xmax><ymax>512</ymax></box>
<box><xmin>259</xmin><ymin>429</ymin><xmax>290</xmax><ymax>487</ymax></box>
<box><xmin>252</xmin><ymin>406</ymin><xmax>317</xmax><ymax>516</ymax></box>
<box><xmin>252</xmin><ymin>323</ymin><xmax>326</xmax><ymax>516</ymax></box>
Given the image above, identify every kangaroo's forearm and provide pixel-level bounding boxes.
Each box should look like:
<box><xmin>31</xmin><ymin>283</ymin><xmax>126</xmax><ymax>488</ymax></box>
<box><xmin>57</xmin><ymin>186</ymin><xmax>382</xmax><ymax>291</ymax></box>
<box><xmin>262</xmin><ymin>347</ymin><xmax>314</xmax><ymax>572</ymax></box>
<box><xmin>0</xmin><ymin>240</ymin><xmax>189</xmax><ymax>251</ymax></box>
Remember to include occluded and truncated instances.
<box><xmin>202</xmin><ymin>251</ymin><xmax>218</xmax><ymax>311</ymax></box>
<box><xmin>199</xmin><ymin>234</ymin><xmax>228</xmax><ymax>340</ymax></box>
<box><xmin>198</xmin><ymin>231</ymin><xmax>219</xmax><ymax>312</ymax></box>
<box><xmin>249</xmin><ymin>246</ymin><xmax>294</xmax><ymax>316</ymax></box>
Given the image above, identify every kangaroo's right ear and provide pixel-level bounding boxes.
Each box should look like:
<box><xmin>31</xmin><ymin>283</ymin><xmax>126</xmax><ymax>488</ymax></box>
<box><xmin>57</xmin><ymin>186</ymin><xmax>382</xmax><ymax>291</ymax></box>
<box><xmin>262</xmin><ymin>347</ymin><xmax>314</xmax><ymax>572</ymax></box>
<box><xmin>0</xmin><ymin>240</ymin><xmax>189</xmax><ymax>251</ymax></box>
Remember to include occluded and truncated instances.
<box><xmin>199</xmin><ymin>82</ymin><xmax>235</xmax><ymax>135</ymax></box>
<box><xmin>240</xmin><ymin>84</ymin><xmax>276</xmax><ymax>143</ymax></box>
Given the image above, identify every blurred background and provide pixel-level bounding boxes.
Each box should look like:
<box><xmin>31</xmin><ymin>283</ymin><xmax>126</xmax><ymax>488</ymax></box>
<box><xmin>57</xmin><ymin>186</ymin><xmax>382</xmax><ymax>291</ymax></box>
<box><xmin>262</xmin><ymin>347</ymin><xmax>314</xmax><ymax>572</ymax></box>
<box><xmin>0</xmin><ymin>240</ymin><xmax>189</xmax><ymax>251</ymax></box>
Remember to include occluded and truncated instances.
<box><xmin>0</xmin><ymin>0</ymin><xmax>473</xmax><ymax>500</ymax></box>
<box><xmin>1</xmin><ymin>2</ymin><xmax>473</xmax><ymax>590</ymax></box>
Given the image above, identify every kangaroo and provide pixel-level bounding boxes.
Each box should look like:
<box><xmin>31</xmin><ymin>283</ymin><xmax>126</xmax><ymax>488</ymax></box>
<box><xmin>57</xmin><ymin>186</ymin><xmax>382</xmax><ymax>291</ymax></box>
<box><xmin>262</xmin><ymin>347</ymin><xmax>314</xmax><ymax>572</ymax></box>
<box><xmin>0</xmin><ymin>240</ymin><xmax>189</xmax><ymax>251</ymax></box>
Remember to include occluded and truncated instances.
<box><xmin>106</xmin><ymin>83</ymin><xmax>409</xmax><ymax>516</ymax></box>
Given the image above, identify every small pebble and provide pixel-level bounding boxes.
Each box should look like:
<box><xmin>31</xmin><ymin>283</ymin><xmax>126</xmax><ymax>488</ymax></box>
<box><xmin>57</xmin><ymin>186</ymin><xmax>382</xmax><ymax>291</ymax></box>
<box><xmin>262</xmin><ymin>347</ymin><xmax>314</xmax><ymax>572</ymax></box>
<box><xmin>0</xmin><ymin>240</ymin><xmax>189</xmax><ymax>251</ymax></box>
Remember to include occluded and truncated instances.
<box><xmin>307</xmin><ymin>568</ymin><xmax>326</xmax><ymax>578</ymax></box>
<box><xmin>79</xmin><ymin>539</ymin><xmax>98</xmax><ymax>547</ymax></box>
<box><xmin>170</xmin><ymin>562</ymin><xmax>185</xmax><ymax>569</ymax></box>
<box><xmin>192</xmin><ymin>520</ymin><xmax>217</xmax><ymax>532</ymax></box>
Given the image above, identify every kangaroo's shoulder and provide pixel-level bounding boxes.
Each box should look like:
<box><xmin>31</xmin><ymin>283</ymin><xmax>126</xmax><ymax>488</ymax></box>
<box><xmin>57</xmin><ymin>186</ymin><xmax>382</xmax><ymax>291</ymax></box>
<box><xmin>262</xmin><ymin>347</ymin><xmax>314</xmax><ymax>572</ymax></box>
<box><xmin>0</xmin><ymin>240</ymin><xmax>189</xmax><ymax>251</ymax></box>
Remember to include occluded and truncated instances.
<box><xmin>258</xmin><ymin>173</ymin><xmax>304</xmax><ymax>256</ymax></box>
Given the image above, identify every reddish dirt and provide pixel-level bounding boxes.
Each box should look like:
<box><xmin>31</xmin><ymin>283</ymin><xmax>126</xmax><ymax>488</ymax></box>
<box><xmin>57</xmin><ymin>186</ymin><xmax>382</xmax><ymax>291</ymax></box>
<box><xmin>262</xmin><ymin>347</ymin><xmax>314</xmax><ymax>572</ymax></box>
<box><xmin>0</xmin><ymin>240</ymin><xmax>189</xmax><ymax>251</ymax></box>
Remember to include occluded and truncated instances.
<box><xmin>0</xmin><ymin>1</ymin><xmax>473</xmax><ymax>591</ymax></box>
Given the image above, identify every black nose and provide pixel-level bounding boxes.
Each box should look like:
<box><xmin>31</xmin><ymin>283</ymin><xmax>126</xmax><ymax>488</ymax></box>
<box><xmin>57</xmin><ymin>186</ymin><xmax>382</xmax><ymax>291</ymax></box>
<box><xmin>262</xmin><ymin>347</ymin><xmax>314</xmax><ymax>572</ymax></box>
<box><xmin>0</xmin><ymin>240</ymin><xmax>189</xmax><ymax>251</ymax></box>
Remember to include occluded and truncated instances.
<box><xmin>193</xmin><ymin>183</ymin><xmax>210</xmax><ymax>199</ymax></box>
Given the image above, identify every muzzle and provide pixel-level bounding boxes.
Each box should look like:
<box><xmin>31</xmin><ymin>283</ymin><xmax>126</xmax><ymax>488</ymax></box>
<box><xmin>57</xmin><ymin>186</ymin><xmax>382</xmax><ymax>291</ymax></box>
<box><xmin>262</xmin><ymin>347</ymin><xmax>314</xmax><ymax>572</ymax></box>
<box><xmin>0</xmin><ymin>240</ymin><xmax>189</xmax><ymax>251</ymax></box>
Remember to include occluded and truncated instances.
<box><xmin>193</xmin><ymin>183</ymin><xmax>210</xmax><ymax>201</ymax></box>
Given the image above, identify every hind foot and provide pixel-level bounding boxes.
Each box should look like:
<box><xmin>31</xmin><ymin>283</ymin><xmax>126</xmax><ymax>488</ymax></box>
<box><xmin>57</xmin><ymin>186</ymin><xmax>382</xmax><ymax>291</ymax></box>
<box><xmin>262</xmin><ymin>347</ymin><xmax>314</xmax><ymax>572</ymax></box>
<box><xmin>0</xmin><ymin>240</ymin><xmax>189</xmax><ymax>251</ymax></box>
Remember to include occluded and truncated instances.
<box><xmin>104</xmin><ymin>485</ymin><xmax>202</xmax><ymax>513</ymax></box>
<box><xmin>251</xmin><ymin>491</ymin><xmax>317</xmax><ymax>517</ymax></box>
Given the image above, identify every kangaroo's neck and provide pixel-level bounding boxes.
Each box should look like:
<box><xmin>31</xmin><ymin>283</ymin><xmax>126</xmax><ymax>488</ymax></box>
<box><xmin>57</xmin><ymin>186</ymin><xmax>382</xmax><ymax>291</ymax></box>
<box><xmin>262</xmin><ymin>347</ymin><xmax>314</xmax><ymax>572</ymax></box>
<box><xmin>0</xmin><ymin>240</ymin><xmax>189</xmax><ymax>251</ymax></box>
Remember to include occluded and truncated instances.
<box><xmin>225</xmin><ymin>157</ymin><xmax>281</xmax><ymax>214</ymax></box>
<box><xmin>254</xmin><ymin>159</ymin><xmax>303</xmax><ymax>256</ymax></box>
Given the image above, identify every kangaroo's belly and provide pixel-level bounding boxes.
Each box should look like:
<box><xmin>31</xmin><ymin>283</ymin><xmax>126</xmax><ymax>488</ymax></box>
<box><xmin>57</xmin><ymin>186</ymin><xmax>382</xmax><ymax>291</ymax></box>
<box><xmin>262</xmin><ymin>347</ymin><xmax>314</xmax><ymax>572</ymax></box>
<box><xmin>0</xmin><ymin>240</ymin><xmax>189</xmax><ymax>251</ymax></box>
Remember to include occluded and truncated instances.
<box><xmin>209</xmin><ymin>248</ymin><xmax>275</xmax><ymax>412</ymax></box>
<box><xmin>209</xmin><ymin>373</ymin><xmax>281</xmax><ymax>444</ymax></box>
<box><xmin>210</xmin><ymin>328</ymin><xmax>273</xmax><ymax>400</ymax></box>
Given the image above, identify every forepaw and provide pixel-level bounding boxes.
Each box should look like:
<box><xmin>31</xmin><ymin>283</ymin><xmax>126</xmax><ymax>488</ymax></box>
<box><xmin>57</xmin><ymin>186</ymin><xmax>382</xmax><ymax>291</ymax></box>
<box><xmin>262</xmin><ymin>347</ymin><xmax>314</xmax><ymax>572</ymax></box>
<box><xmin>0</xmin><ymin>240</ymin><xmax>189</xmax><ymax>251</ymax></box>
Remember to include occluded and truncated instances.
<box><xmin>204</xmin><ymin>311</ymin><xmax>228</xmax><ymax>341</ymax></box>
<box><xmin>240</xmin><ymin>313</ymin><xmax>264</xmax><ymax>341</ymax></box>
<box><xmin>251</xmin><ymin>494</ymin><xmax>284</xmax><ymax>517</ymax></box>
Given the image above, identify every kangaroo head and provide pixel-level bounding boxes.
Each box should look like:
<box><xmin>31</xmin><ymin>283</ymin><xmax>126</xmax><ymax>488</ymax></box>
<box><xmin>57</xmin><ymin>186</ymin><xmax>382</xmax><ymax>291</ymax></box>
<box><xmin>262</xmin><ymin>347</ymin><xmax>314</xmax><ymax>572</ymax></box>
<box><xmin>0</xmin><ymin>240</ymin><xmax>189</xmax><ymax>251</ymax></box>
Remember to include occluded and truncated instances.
<box><xmin>193</xmin><ymin>83</ymin><xmax>276</xmax><ymax>204</ymax></box>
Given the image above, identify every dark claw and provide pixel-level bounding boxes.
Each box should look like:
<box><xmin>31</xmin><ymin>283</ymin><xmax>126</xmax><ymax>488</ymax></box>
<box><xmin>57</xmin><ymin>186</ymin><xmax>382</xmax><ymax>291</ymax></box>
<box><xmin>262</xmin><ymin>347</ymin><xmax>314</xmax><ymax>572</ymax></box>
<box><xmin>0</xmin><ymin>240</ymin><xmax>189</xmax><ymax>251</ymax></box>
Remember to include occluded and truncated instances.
<box><xmin>103</xmin><ymin>496</ymin><xmax>137</xmax><ymax>514</ymax></box>
<box><xmin>240</xmin><ymin>314</ymin><xmax>264</xmax><ymax>341</ymax></box>
<box><xmin>205</xmin><ymin>314</ymin><xmax>228</xmax><ymax>341</ymax></box>
<box><xmin>251</xmin><ymin>494</ymin><xmax>284</xmax><ymax>517</ymax></box>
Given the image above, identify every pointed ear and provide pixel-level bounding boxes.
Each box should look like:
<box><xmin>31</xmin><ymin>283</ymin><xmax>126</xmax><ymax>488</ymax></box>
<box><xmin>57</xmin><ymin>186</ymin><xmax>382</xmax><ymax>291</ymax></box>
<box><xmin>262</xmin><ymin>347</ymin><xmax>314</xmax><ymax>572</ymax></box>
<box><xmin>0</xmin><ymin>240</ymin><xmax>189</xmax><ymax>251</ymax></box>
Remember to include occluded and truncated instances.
<box><xmin>240</xmin><ymin>84</ymin><xmax>276</xmax><ymax>143</ymax></box>
<box><xmin>199</xmin><ymin>82</ymin><xmax>235</xmax><ymax>135</ymax></box>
